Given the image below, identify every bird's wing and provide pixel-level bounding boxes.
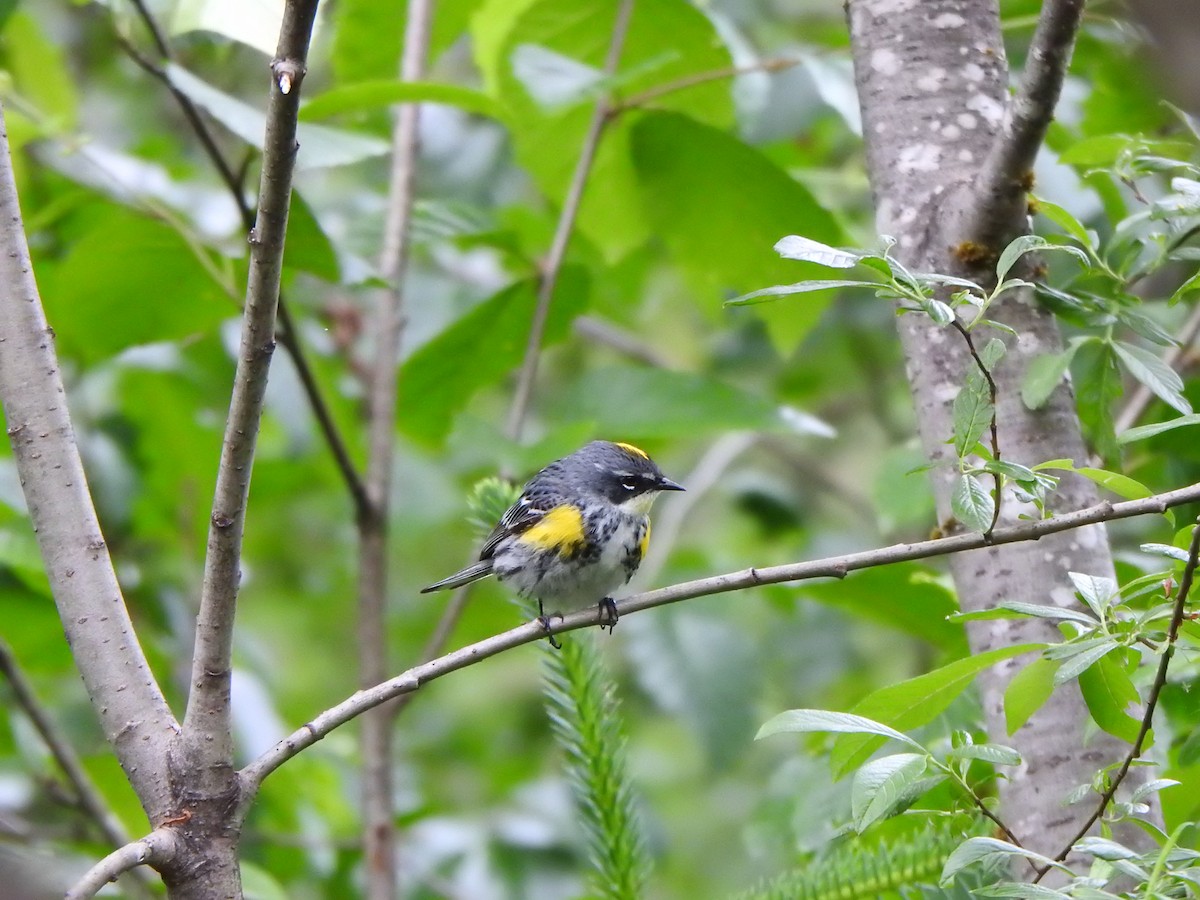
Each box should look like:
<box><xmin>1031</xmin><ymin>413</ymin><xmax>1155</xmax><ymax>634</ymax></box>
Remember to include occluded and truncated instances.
<box><xmin>479</xmin><ymin>495</ymin><xmax>545</xmax><ymax>560</ymax></box>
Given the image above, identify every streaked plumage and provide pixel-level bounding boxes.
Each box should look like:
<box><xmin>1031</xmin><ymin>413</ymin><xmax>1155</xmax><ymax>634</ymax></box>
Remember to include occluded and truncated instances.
<box><xmin>422</xmin><ymin>441</ymin><xmax>684</xmax><ymax>633</ymax></box>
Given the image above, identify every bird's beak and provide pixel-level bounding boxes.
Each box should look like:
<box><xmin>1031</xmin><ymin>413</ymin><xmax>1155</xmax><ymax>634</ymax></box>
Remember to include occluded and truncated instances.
<box><xmin>657</xmin><ymin>476</ymin><xmax>686</xmax><ymax>492</ymax></box>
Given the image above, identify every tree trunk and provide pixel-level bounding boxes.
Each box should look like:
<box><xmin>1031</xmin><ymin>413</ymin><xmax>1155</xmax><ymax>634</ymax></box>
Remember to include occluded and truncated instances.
<box><xmin>846</xmin><ymin>0</ymin><xmax>1153</xmax><ymax>857</ymax></box>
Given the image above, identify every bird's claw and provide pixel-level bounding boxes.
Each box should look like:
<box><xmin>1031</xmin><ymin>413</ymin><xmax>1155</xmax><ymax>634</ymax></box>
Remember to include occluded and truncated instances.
<box><xmin>537</xmin><ymin>601</ymin><xmax>563</xmax><ymax>650</ymax></box>
<box><xmin>598</xmin><ymin>597</ymin><xmax>619</xmax><ymax>634</ymax></box>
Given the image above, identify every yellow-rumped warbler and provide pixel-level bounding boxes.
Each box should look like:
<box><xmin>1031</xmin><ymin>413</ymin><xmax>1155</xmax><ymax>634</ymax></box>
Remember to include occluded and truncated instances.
<box><xmin>421</xmin><ymin>441</ymin><xmax>684</xmax><ymax>642</ymax></box>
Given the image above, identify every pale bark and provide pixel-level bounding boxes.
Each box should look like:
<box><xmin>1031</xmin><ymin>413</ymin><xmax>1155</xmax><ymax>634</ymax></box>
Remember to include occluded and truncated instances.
<box><xmin>0</xmin><ymin>105</ymin><xmax>180</xmax><ymax>820</ymax></box>
<box><xmin>847</xmin><ymin>0</ymin><xmax>1150</xmax><ymax>858</ymax></box>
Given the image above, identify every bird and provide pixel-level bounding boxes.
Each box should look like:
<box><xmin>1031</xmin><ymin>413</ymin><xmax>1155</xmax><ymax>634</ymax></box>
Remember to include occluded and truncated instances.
<box><xmin>421</xmin><ymin>441</ymin><xmax>684</xmax><ymax>644</ymax></box>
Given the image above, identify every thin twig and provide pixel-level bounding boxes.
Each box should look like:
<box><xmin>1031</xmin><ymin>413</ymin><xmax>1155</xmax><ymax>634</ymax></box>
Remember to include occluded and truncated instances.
<box><xmin>181</xmin><ymin>0</ymin><xmax>321</xmax><ymax>774</ymax></box>
<box><xmin>1034</xmin><ymin>517</ymin><xmax>1200</xmax><ymax>880</ymax></box>
<box><xmin>953</xmin><ymin>321</ymin><xmax>1003</xmax><ymax>535</ymax></box>
<box><xmin>237</xmin><ymin>477</ymin><xmax>1200</xmax><ymax>801</ymax></box>
<box><xmin>117</xmin><ymin>1</ymin><xmax>372</xmax><ymax>521</ymax></box>
<box><xmin>964</xmin><ymin>0</ymin><xmax>1086</xmax><ymax>248</ymax></box>
<box><xmin>0</xmin><ymin>641</ymin><xmax>158</xmax><ymax>898</ymax></box>
<box><xmin>65</xmin><ymin>829</ymin><xmax>178</xmax><ymax>900</ymax></box>
<box><xmin>505</xmin><ymin>0</ymin><xmax>636</xmax><ymax>441</ymax></box>
<box><xmin>573</xmin><ymin>315</ymin><xmax>673</xmax><ymax>367</ymax></box>
<box><xmin>389</xmin><ymin>581</ymin><xmax>474</xmax><ymax>718</ymax></box>
<box><xmin>355</xmin><ymin>0</ymin><xmax>435</xmax><ymax>893</ymax></box>
<box><xmin>608</xmin><ymin>56</ymin><xmax>802</xmax><ymax>116</ymax></box>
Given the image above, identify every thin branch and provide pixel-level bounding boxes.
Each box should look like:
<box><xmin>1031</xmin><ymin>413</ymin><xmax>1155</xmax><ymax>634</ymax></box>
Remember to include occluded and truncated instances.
<box><xmin>181</xmin><ymin>0</ymin><xmax>321</xmax><ymax>772</ymax></box>
<box><xmin>0</xmin><ymin>640</ymin><xmax>158</xmax><ymax>898</ymax></box>
<box><xmin>117</xmin><ymin>2</ymin><xmax>372</xmax><ymax>521</ymax></box>
<box><xmin>505</xmin><ymin>0</ymin><xmax>635</xmax><ymax>441</ymax></box>
<box><xmin>356</xmin><ymin>0</ymin><xmax>435</xmax><ymax>894</ymax></box>
<box><xmin>964</xmin><ymin>0</ymin><xmax>1086</xmax><ymax>246</ymax></box>
<box><xmin>237</xmin><ymin>478</ymin><xmax>1200</xmax><ymax>802</ymax></box>
<box><xmin>1035</xmin><ymin>516</ymin><xmax>1200</xmax><ymax>880</ymax></box>
<box><xmin>389</xmin><ymin>581</ymin><xmax>474</xmax><ymax>718</ymax></box>
<box><xmin>1113</xmin><ymin>301</ymin><xmax>1200</xmax><ymax>434</ymax></box>
<box><xmin>573</xmin><ymin>315</ymin><xmax>673</xmax><ymax>367</ymax></box>
<box><xmin>608</xmin><ymin>56</ymin><xmax>802</xmax><ymax>116</ymax></box>
<box><xmin>65</xmin><ymin>829</ymin><xmax>178</xmax><ymax>900</ymax></box>
<box><xmin>0</xmin><ymin>102</ymin><xmax>179</xmax><ymax>818</ymax></box>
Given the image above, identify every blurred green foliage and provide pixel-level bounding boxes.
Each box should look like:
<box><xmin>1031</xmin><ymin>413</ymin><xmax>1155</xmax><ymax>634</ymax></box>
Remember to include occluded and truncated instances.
<box><xmin>0</xmin><ymin>0</ymin><xmax>1198</xmax><ymax>897</ymax></box>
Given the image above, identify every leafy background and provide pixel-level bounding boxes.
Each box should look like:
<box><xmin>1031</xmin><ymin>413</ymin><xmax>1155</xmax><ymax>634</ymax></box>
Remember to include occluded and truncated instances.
<box><xmin>1</xmin><ymin>0</ymin><xmax>1199</xmax><ymax>897</ymax></box>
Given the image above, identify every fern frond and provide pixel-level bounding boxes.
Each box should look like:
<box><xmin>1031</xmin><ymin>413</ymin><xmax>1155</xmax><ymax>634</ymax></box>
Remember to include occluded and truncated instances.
<box><xmin>541</xmin><ymin>633</ymin><xmax>651</xmax><ymax>899</ymax></box>
<box><xmin>732</xmin><ymin>818</ymin><xmax>981</xmax><ymax>900</ymax></box>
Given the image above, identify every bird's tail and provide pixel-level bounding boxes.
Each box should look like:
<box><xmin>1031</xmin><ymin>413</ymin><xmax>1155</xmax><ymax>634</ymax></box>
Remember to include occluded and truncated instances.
<box><xmin>420</xmin><ymin>560</ymin><xmax>494</xmax><ymax>593</ymax></box>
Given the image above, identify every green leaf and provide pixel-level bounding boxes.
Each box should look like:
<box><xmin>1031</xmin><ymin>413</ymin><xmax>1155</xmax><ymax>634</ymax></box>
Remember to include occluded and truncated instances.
<box><xmin>1052</xmin><ymin>637</ymin><xmax>1119</xmax><ymax>685</ymax></box>
<box><xmin>1022</xmin><ymin>346</ymin><xmax>1080</xmax><ymax>410</ymax></box>
<box><xmin>727</xmin><ymin>279</ymin><xmax>883</xmax><ymax>306</ymax></box>
<box><xmin>1068</xmin><ymin>572</ymin><xmax>1117</xmax><ymax>619</ymax></box>
<box><xmin>1078</xmin><ymin>650</ymin><xmax>1143</xmax><ymax>744</ymax></box>
<box><xmin>1074</xmin><ymin>341</ymin><xmax>1123</xmax><ymax>462</ymax></box>
<box><xmin>499</xmin><ymin>0</ymin><xmax>733</xmax><ymax>260</ymax></box>
<box><xmin>951</xmin><ymin>474</ymin><xmax>994</xmax><ymax>533</ymax></box>
<box><xmin>1119</xmin><ymin>413</ymin><xmax>1200</xmax><ymax>444</ymax></box>
<box><xmin>945</xmin><ymin>742</ymin><xmax>1022</xmax><ymax>767</ymax></box>
<box><xmin>0</xmin><ymin>11</ymin><xmax>77</xmax><ymax>130</ymax></box>
<box><xmin>940</xmin><ymin>837</ymin><xmax>1068</xmax><ymax>884</ymax></box>
<box><xmin>283</xmin><ymin>191</ymin><xmax>340</xmax><ymax>282</ymax></box>
<box><xmin>952</xmin><ymin>379</ymin><xmax>993</xmax><ymax>458</ymax></box>
<box><xmin>975</xmin><ymin>883</ymin><xmax>1073</xmax><ymax>899</ymax></box>
<box><xmin>773</xmin><ymin>235</ymin><xmax>864</xmax><ymax>268</ymax></box>
<box><xmin>632</xmin><ymin>111</ymin><xmax>844</xmax><ymax>348</ymax></box>
<box><xmin>1073</xmin><ymin>836</ymin><xmax>1139</xmax><ymax>861</ymax></box>
<box><xmin>1112</xmin><ymin>341</ymin><xmax>1193</xmax><ymax>415</ymax></box>
<box><xmin>164</xmin><ymin>64</ymin><xmax>389</xmax><ymax>170</ymax></box>
<box><xmin>1069</xmin><ymin>466</ymin><xmax>1154</xmax><ymax>501</ymax></box>
<box><xmin>995</xmin><ymin>601</ymin><xmax>1098</xmax><ymax>624</ymax></box>
<box><xmin>996</xmin><ymin>234</ymin><xmax>1049</xmax><ymax>283</ymax></box>
<box><xmin>550</xmin><ymin>366</ymin><xmax>783</xmax><ymax>438</ymax></box>
<box><xmin>398</xmin><ymin>269</ymin><xmax>588</xmax><ymax>444</ymax></box>
<box><xmin>798</xmin><ymin>564</ymin><xmax>965</xmax><ymax>652</ymax></box>
<box><xmin>299</xmin><ymin>81</ymin><xmax>502</xmax><ymax>121</ymax></box>
<box><xmin>828</xmin><ymin>643</ymin><xmax>1041</xmax><ymax>778</ymax></box>
<box><xmin>979</xmin><ymin>337</ymin><xmax>1007</xmax><ymax>369</ymax></box>
<box><xmin>1035</xmin><ymin>198</ymin><xmax>1097</xmax><ymax>250</ymax></box>
<box><xmin>851</xmin><ymin>753</ymin><xmax>929</xmax><ymax>832</ymax></box>
<box><xmin>40</xmin><ymin>208</ymin><xmax>233</xmax><ymax>365</ymax></box>
<box><xmin>756</xmin><ymin>709</ymin><xmax>925</xmax><ymax>752</ymax></box>
<box><xmin>1169</xmin><ymin>269</ymin><xmax>1200</xmax><ymax>304</ymax></box>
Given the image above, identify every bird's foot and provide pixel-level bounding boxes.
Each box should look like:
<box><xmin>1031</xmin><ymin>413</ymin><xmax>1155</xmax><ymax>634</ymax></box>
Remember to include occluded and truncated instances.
<box><xmin>598</xmin><ymin>597</ymin><xmax>619</xmax><ymax>634</ymax></box>
<box><xmin>537</xmin><ymin>600</ymin><xmax>563</xmax><ymax>650</ymax></box>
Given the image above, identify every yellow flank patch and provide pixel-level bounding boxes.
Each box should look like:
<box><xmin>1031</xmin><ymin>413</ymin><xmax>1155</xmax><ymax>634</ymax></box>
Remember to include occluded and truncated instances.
<box><xmin>519</xmin><ymin>505</ymin><xmax>586</xmax><ymax>553</ymax></box>
<box><xmin>615</xmin><ymin>441</ymin><xmax>648</xmax><ymax>459</ymax></box>
<box><xmin>639</xmin><ymin>521</ymin><xmax>651</xmax><ymax>559</ymax></box>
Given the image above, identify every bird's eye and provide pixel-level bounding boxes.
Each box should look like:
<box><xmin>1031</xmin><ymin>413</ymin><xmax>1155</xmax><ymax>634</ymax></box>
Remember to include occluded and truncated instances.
<box><xmin>621</xmin><ymin>479</ymin><xmax>637</xmax><ymax>491</ymax></box>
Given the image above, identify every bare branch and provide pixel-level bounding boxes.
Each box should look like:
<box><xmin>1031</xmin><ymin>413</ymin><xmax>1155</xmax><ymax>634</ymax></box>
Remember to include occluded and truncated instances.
<box><xmin>609</xmin><ymin>56</ymin><xmax>802</xmax><ymax>116</ymax></box>
<box><xmin>116</xmin><ymin>0</ymin><xmax>372</xmax><ymax>522</ymax></box>
<box><xmin>0</xmin><ymin>102</ymin><xmax>179</xmax><ymax>818</ymax></box>
<box><xmin>181</xmin><ymin>0</ymin><xmax>321</xmax><ymax>771</ymax></box>
<box><xmin>1036</xmin><ymin>516</ymin><xmax>1200</xmax><ymax>879</ymax></box>
<box><xmin>505</xmin><ymin>0</ymin><xmax>635</xmax><ymax>441</ymax></box>
<box><xmin>356</xmin><ymin>0</ymin><xmax>436</xmax><ymax>893</ymax></box>
<box><xmin>0</xmin><ymin>640</ymin><xmax>158</xmax><ymax>898</ymax></box>
<box><xmin>238</xmin><ymin>477</ymin><xmax>1200</xmax><ymax>800</ymax></box>
<box><xmin>65</xmin><ymin>829</ymin><xmax>177</xmax><ymax>900</ymax></box>
<box><xmin>964</xmin><ymin>0</ymin><xmax>1086</xmax><ymax>246</ymax></box>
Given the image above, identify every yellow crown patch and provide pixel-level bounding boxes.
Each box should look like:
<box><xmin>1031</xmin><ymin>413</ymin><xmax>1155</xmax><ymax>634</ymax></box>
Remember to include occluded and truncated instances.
<box><xmin>614</xmin><ymin>441</ymin><xmax>649</xmax><ymax>459</ymax></box>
